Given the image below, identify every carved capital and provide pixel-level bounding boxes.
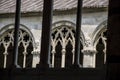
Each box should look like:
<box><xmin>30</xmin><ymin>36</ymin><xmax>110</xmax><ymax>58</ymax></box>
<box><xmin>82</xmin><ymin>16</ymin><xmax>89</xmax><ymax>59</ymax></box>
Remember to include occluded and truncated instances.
<box><xmin>62</xmin><ymin>48</ymin><xmax>66</xmax><ymax>54</ymax></box>
<box><xmin>31</xmin><ymin>50</ymin><xmax>40</xmax><ymax>55</ymax></box>
<box><xmin>23</xmin><ymin>52</ymin><xmax>28</xmax><ymax>55</ymax></box>
<box><xmin>82</xmin><ymin>47</ymin><xmax>97</xmax><ymax>55</ymax></box>
<box><xmin>51</xmin><ymin>50</ymin><xmax>56</xmax><ymax>54</ymax></box>
<box><xmin>3</xmin><ymin>52</ymin><xmax>8</xmax><ymax>55</ymax></box>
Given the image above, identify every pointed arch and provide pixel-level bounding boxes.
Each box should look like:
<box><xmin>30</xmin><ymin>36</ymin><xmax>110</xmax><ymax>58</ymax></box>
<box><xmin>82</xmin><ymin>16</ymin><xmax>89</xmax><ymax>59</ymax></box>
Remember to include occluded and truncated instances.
<box><xmin>51</xmin><ymin>20</ymin><xmax>85</xmax><ymax>68</ymax></box>
<box><xmin>91</xmin><ymin>20</ymin><xmax>107</xmax><ymax>67</ymax></box>
<box><xmin>0</xmin><ymin>24</ymin><xmax>35</xmax><ymax>68</ymax></box>
<box><xmin>92</xmin><ymin>20</ymin><xmax>107</xmax><ymax>46</ymax></box>
<box><xmin>52</xmin><ymin>20</ymin><xmax>85</xmax><ymax>45</ymax></box>
<box><xmin>0</xmin><ymin>24</ymin><xmax>35</xmax><ymax>46</ymax></box>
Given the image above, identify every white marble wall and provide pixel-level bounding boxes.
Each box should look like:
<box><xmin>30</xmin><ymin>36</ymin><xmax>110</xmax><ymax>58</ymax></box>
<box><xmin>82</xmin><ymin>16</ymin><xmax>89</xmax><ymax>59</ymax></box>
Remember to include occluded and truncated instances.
<box><xmin>0</xmin><ymin>10</ymin><xmax>108</xmax><ymax>68</ymax></box>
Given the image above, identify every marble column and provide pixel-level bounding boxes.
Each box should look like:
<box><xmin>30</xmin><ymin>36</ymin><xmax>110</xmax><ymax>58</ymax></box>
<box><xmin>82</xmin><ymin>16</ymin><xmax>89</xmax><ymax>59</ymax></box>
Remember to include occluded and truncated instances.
<box><xmin>82</xmin><ymin>47</ymin><xmax>97</xmax><ymax>68</ymax></box>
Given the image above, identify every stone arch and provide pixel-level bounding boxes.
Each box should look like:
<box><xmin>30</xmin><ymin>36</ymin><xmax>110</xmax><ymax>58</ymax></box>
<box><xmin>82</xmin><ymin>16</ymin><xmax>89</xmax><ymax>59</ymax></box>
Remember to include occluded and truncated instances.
<box><xmin>0</xmin><ymin>24</ymin><xmax>35</xmax><ymax>46</ymax></box>
<box><xmin>52</xmin><ymin>20</ymin><xmax>85</xmax><ymax>45</ymax></box>
<box><xmin>92</xmin><ymin>20</ymin><xmax>107</xmax><ymax>67</ymax></box>
<box><xmin>92</xmin><ymin>20</ymin><xmax>107</xmax><ymax>46</ymax></box>
<box><xmin>51</xmin><ymin>20</ymin><xmax>85</xmax><ymax>68</ymax></box>
<box><xmin>0</xmin><ymin>24</ymin><xmax>35</xmax><ymax>68</ymax></box>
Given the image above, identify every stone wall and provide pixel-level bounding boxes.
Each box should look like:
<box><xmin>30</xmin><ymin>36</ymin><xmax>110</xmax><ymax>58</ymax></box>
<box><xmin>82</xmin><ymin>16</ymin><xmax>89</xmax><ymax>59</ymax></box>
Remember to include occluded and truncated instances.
<box><xmin>0</xmin><ymin>10</ymin><xmax>108</xmax><ymax>68</ymax></box>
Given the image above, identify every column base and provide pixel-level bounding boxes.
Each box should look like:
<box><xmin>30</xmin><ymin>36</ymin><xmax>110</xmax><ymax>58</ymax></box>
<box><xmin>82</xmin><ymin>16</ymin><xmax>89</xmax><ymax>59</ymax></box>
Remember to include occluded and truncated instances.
<box><xmin>70</xmin><ymin>64</ymin><xmax>82</xmax><ymax>69</ymax></box>
<box><xmin>36</xmin><ymin>63</ymin><xmax>50</xmax><ymax>69</ymax></box>
<box><xmin>10</xmin><ymin>64</ymin><xmax>21</xmax><ymax>69</ymax></box>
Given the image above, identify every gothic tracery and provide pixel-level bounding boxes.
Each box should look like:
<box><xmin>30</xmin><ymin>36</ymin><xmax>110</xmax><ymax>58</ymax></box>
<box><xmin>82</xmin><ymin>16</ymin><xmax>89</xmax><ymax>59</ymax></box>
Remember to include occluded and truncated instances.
<box><xmin>51</xmin><ymin>21</ymin><xmax>84</xmax><ymax>68</ymax></box>
<box><xmin>0</xmin><ymin>28</ymin><xmax>33</xmax><ymax>68</ymax></box>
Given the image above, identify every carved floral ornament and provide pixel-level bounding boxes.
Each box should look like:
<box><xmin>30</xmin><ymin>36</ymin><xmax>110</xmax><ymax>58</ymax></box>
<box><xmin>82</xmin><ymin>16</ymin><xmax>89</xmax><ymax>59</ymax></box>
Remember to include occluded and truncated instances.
<box><xmin>82</xmin><ymin>38</ymin><xmax>97</xmax><ymax>55</ymax></box>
